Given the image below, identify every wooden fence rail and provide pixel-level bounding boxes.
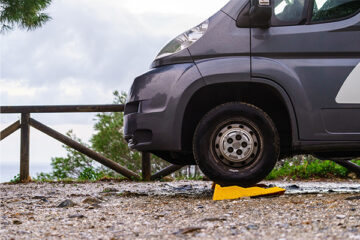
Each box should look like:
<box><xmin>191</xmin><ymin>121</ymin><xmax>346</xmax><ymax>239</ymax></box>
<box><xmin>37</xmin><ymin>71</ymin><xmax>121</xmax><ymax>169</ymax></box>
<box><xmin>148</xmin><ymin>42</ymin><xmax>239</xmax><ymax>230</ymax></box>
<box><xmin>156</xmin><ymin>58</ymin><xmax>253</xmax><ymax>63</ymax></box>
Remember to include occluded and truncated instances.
<box><xmin>0</xmin><ymin>105</ymin><xmax>185</xmax><ymax>183</ymax></box>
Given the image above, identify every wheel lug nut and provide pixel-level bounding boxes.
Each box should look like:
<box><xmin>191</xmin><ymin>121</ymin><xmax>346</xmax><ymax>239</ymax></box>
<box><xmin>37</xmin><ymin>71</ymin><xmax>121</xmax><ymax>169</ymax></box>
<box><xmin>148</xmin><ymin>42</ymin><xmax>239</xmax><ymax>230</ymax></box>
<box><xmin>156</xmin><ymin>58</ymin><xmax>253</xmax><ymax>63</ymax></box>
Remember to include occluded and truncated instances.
<box><xmin>236</xmin><ymin>135</ymin><xmax>242</xmax><ymax>140</ymax></box>
<box><xmin>228</xmin><ymin>147</ymin><xmax>234</xmax><ymax>153</ymax></box>
<box><xmin>241</xmin><ymin>142</ymin><xmax>248</xmax><ymax>148</ymax></box>
<box><xmin>227</xmin><ymin>138</ymin><xmax>233</xmax><ymax>144</ymax></box>
<box><xmin>236</xmin><ymin>150</ymin><xmax>243</xmax><ymax>155</ymax></box>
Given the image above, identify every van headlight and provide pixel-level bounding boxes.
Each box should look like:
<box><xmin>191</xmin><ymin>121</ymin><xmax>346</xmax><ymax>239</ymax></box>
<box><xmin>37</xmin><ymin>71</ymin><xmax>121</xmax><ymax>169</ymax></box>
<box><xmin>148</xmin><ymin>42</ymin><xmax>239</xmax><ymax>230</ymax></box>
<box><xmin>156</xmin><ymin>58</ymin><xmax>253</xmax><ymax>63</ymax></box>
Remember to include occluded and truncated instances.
<box><xmin>155</xmin><ymin>20</ymin><xmax>209</xmax><ymax>60</ymax></box>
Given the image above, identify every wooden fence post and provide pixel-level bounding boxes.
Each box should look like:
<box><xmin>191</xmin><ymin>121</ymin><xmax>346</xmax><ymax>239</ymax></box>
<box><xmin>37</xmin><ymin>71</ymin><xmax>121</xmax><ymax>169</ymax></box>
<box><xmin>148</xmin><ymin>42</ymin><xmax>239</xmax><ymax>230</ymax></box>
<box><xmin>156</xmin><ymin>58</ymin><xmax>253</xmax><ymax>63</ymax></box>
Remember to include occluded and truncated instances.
<box><xmin>142</xmin><ymin>152</ymin><xmax>151</xmax><ymax>181</ymax></box>
<box><xmin>20</xmin><ymin>113</ymin><xmax>31</xmax><ymax>183</ymax></box>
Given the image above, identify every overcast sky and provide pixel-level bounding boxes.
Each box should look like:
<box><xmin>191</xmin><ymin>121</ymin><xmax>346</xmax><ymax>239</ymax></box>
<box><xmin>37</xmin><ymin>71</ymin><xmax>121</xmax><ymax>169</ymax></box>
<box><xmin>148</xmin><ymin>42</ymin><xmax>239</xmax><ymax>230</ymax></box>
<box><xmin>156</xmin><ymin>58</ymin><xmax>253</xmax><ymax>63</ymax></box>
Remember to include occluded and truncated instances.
<box><xmin>0</xmin><ymin>0</ymin><xmax>229</xmax><ymax>181</ymax></box>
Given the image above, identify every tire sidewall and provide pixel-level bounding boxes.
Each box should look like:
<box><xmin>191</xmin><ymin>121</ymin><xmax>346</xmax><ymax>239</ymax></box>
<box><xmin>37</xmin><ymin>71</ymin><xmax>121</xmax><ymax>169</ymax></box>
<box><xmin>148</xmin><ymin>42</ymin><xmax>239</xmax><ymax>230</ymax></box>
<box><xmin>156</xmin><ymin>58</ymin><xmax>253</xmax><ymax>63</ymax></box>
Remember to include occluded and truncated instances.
<box><xmin>193</xmin><ymin>102</ymin><xmax>280</xmax><ymax>186</ymax></box>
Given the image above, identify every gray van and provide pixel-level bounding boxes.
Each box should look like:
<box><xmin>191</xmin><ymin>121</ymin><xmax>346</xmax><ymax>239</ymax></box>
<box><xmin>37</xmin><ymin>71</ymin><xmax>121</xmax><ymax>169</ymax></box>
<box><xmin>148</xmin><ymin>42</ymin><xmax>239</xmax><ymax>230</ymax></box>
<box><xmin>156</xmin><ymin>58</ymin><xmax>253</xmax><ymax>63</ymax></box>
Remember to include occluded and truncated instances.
<box><xmin>124</xmin><ymin>0</ymin><xmax>360</xmax><ymax>186</ymax></box>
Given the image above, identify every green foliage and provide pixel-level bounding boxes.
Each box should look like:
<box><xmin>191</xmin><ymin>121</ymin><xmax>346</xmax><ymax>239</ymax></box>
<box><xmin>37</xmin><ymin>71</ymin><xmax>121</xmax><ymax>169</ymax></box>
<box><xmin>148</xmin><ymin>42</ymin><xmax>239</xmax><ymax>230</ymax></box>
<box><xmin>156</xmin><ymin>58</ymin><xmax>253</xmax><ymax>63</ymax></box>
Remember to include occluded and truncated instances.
<box><xmin>0</xmin><ymin>0</ymin><xmax>52</xmax><ymax>32</ymax></box>
<box><xmin>78</xmin><ymin>167</ymin><xmax>103</xmax><ymax>181</ymax></box>
<box><xmin>34</xmin><ymin>172</ymin><xmax>54</xmax><ymax>182</ymax></box>
<box><xmin>267</xmin><ymin>156</ymin><xmax>360</xmax><ymax>180</ymax></box>
<box><xmin>10</xmin><ymin>174</ymin><xmax>20</xmax><ymax>183</ymax></box>
<box><xmin>50</xmin><ymin>130</ymin><xmax>95</xmax><ymax>180</ymax></box>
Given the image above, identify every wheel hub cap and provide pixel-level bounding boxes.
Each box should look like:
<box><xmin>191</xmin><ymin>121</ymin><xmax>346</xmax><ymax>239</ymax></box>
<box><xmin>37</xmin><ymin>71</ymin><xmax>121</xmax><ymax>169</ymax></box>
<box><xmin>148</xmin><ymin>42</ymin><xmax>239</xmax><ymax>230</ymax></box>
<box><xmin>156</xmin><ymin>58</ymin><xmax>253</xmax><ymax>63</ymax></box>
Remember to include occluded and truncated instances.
<box><xmin>214</xmin><ymin>123</ymin><xmax>259</xmax><ymax>166</ymax></box>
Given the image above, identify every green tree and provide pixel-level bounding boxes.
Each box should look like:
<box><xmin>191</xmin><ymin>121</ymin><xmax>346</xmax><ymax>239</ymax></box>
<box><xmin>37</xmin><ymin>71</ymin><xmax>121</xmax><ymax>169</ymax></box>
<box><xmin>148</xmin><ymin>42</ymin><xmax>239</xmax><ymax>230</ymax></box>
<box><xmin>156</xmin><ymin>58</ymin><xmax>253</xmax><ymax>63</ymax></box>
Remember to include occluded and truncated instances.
<box><xmin>50</xmin><ymin>130</ymin><xmax>94</xmax><ymax>179</ymax></box>
<box><xmin>0</xmin><ymin>0</ymin><xmax>52</xmax><ymax>32</ymax></box>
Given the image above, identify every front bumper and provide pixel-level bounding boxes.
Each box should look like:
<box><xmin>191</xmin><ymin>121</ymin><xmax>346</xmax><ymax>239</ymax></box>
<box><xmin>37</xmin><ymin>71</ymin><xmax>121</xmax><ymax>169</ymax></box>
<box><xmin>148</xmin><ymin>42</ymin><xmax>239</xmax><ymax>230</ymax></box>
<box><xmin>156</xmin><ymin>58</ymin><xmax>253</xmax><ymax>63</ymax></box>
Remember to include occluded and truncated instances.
<box><xmin>124</xmin><ymin>63</ymin><xmax>203</xmax><ymax>151</ymax></box>
<box><xmin>124</xmin><ymin>110</ymin><xmax>167</xmax><ymax>151</ymax></box>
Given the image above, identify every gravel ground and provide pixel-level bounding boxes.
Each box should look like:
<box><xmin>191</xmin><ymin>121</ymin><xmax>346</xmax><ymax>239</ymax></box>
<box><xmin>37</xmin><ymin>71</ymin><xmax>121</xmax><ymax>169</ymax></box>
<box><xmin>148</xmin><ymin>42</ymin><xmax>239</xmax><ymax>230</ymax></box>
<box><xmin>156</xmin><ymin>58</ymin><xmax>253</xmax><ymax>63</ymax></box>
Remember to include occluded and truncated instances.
<box><xmin>1</xmin><ymin>180</ymin><xmax>360</xmax><ymax>240</ymax></box>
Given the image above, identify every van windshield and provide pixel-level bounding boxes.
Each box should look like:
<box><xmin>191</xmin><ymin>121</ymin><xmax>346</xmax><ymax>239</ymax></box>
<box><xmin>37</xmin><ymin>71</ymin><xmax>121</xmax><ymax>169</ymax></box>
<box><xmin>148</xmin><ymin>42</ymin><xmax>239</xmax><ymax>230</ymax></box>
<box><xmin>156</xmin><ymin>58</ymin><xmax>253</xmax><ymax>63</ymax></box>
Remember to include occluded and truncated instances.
<box><xmin>312</xmin><ymin>0</ymin><xmax>360</xmax><ymax>22</ymax></box>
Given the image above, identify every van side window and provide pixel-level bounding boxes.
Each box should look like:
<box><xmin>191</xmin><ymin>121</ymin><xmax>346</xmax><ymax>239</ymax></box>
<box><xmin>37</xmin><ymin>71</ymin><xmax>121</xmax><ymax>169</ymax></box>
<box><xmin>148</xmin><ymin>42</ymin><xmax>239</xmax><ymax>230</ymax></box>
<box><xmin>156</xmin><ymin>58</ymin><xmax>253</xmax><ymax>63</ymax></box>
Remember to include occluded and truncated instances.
<box><xmin>272</xmin><ymin>0</ymin><xmax>307</xmax><ymax>25</ymax></box>
<box><xmin>312</xmin><ymin>0</ymin><xmax>360</xmax><ymax>22</ymax></box>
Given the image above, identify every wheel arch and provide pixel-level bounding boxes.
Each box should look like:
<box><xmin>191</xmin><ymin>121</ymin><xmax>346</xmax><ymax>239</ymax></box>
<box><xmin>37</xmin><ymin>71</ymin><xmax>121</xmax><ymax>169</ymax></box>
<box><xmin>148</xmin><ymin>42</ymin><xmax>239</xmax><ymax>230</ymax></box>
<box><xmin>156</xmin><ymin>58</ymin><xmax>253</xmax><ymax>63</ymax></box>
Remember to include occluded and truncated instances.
<box><xmin>180</xmin><ymin>80</ymin><xmax>299</xmax><ymax>158</ymax></box>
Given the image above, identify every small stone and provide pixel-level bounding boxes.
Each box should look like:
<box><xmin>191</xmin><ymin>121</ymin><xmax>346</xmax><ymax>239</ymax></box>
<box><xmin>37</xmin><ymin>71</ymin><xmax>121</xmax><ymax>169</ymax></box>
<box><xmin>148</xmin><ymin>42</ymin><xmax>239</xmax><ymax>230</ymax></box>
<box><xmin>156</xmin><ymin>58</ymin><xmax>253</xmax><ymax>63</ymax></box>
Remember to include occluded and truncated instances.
<box><xmin>57</xmin><ymin>200</ymin><xmax>76</xmax><ymax>208</ymax></box>
<box><xmin>12</xmin><ymin>220</ymin><xmax>22</xmax><ymax>225</ymax></box>
<box><xmin>346</xmin><ymin>195</ymin><xmax>360</xmax><ymax>201</ymax></box>
<box><xmin>162</xmin><ymin>176</ymin><xmax>174</xmax><ymax>181</ymax></box>
<box><xmin>32</xmin><ymin>196</ymin><xmax>48</xmax><ymax>202</ymax></box>
<box><xmin>174</xmin><ymin>227</ymin><xmax>204</xmax><ymax>235</ymax></box>
<box><xmin>154</xmin><ymin>213</ymin><xmax>165</xmax><ymax>219</ymax></box>
<box><xmin>82</xmin><ymin>197</ymin><xmax>101</xmax><ymax>205</ymax></box>
<box><xmin>336</xmin><ymin>214</ymin><xmax>346</xmax><ymax>219</ymax></box>
<box><xmin>348</xmin><ymin>172</ymin><xmax>357</xmax><ymax>179</ymax></box>
<box><xmin>120</xmin><ymin>191</ymin><xmax>148</xmax><ymax>197</ymax></box>
<box><xmin>103</xmin><ymin>192</ymin><xmax>118</xmax><ymax>197</ymax></box>
<box><xmin>87</xmin><ymin>203</ymin><xmax>102</xmax><ymax>209</ymax></box>
<box><xmin>68</xmin><ymin>214</ymin><xmax>85</xmax><ymax>219</ymax></box>
<box><xmin>201</xmin><ymin>217</ymin><xmax>227</xmax><ymax>222</ymax></box>
<box><xmin>101</xmin><ymin>188</ymin><xmax>118</xmax><ymax>193</ymax></box>
<box><xmin>246</xmin><ymin>224</ymin><xmax>259</xmax><ymax>230</ymax></box>
<box><xmin>286</xmin><ymin>185</ymin><xmax>300</xmax><ymax>190</ymax></box>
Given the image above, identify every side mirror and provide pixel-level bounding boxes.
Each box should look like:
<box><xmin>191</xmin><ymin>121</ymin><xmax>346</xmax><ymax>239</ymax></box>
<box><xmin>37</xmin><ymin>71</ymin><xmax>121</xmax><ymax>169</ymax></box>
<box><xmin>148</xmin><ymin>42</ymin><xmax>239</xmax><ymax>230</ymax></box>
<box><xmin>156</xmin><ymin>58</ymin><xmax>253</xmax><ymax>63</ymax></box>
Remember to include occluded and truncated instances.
<box><xmin>250</xmin><ymin>0</ymin><xmax>272</xmax><ymax>28</ymax></box>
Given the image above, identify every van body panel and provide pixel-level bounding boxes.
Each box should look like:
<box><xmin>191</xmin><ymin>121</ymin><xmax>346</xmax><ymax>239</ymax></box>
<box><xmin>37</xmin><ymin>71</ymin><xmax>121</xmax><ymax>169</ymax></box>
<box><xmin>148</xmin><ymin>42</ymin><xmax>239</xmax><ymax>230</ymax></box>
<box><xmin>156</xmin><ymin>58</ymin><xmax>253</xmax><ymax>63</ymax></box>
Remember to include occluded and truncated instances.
<box><xmin>251</xmin><ymin>11</ymin><xmax>360</xmax><ymax>141</ymax></box>
<box><xmin>322</xmin><ymin>109</ymin><xmax>360</xmax><ymax>134</ymax></box>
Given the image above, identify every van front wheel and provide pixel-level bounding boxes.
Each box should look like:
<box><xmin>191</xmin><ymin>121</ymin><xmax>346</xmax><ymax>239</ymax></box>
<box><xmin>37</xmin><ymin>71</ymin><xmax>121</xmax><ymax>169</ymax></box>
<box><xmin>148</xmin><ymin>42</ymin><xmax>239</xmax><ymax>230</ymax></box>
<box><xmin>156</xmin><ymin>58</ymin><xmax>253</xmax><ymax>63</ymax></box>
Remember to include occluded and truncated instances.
<box><xmin>193</xmin><ymin>102</ymin><xmax>280</xmax><ymax>187</ymax></box>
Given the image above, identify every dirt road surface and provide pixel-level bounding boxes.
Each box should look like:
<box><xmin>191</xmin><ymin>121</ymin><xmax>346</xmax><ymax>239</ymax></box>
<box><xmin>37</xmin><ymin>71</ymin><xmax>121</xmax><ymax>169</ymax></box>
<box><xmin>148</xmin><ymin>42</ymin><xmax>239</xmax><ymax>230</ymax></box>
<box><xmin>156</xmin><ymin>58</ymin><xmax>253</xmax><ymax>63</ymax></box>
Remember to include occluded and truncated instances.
<box><xmin>1</xmin><ymin>180</ymin><xmax>359</xmax><ymax>239</ymax></box>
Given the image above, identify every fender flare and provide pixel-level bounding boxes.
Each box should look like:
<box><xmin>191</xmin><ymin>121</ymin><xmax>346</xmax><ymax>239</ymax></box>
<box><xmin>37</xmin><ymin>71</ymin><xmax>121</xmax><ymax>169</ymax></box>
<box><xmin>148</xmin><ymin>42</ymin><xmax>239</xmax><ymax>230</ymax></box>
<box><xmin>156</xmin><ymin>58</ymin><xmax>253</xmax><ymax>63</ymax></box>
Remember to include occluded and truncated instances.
<box><xmin>251</xmin><ymin>77</ymin><xmax>300</xmax><ymax>146</ymax></box>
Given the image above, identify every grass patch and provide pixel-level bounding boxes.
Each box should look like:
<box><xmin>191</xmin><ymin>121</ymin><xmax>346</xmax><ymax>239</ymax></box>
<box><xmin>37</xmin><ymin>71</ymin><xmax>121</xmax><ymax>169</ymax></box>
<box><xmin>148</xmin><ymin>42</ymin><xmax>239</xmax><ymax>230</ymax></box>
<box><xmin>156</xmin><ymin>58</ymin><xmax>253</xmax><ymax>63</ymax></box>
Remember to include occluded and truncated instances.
<box><xmin>266</xmin><ymin>157</ymin><xmax>360</xmax><ymax>180</ymax></box>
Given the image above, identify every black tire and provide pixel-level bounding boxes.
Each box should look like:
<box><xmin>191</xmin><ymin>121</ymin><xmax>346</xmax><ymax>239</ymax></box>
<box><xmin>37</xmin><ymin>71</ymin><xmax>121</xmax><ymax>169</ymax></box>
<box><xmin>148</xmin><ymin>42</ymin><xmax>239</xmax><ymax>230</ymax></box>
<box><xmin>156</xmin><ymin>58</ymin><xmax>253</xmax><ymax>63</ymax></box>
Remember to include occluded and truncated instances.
<box><xmin>193</xmin><ymin>102</ymin><xmax>280</xmax><ymax>187</ymax></box>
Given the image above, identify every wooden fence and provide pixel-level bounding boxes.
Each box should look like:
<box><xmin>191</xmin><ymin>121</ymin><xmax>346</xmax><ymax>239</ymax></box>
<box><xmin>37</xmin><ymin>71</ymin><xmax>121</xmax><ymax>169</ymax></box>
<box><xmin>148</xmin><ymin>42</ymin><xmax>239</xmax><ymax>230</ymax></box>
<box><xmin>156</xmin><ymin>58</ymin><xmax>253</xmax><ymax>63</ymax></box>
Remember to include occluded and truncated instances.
<box><xmin>0</xmin><ymin>105</ymin><xmax>185</xmax><ymax>183</ymax></box>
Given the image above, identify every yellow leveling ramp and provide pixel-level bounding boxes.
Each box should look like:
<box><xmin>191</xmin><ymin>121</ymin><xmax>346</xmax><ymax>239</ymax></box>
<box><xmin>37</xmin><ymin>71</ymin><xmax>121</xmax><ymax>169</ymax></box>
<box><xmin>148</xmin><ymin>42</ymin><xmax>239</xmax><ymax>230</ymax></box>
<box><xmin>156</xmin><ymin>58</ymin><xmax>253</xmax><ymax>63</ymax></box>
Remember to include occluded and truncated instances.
<box><xmin>213</xmin><ymin>184</ymin><xmax>286</xmax><ymax>201</ymax></box>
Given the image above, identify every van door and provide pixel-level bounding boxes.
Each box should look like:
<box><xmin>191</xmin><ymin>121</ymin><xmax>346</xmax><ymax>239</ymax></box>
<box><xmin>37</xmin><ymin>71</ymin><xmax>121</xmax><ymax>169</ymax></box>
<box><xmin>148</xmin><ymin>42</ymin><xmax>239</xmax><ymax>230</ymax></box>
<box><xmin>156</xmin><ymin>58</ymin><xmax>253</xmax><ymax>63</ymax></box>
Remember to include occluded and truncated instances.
<box><xmin>251</xmin><ymin>0</ymin><xmax>360</xmax><ymax>141</ymax></box>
